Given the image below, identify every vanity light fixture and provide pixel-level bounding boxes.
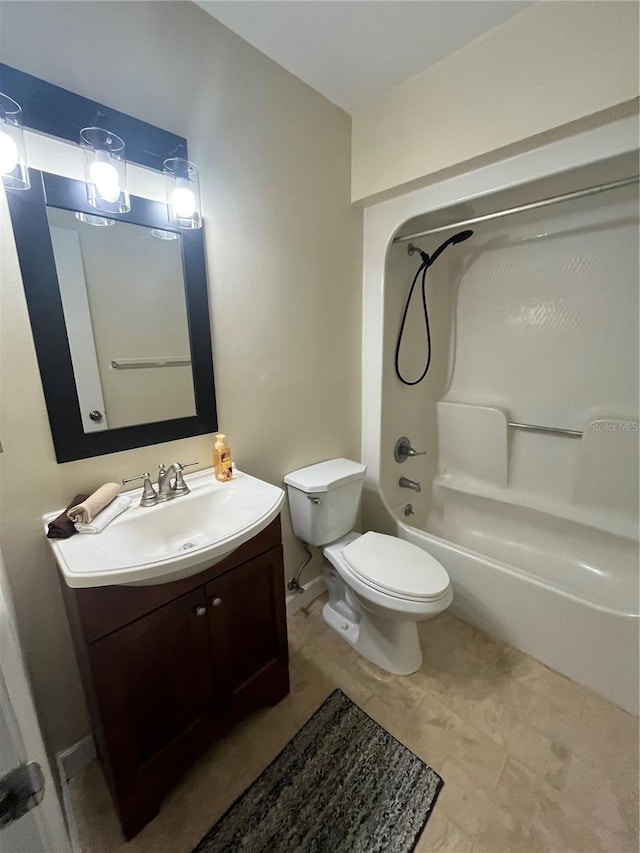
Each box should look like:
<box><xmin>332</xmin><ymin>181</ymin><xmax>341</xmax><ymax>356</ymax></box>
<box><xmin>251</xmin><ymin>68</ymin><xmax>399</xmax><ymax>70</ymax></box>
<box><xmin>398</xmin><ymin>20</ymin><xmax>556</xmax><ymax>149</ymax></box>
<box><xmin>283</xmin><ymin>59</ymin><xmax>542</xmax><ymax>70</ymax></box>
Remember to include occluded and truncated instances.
<box><xmin>163</xmin><ymin>157</ymin><xmax>201</xmax><ymax>229</ymax></box>
<box><xmin>0</xmin><ymin>92</ymin><xmax>30</xmax><ymax>191</ymax></box>
<box><xmin>80</xmin><ymin>126</ymin><xmax>130</xmax><ymax>214</ymax></box>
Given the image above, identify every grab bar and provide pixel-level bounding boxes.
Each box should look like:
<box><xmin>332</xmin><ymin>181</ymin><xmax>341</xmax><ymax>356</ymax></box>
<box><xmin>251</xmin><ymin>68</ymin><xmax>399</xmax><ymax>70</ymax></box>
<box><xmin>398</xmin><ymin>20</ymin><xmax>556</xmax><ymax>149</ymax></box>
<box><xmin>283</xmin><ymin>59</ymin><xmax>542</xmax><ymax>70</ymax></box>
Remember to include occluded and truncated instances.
<box><xmin>508</xmin><ymin>421</ymin><xmax>582</xmax><ymax>438</ymax></box>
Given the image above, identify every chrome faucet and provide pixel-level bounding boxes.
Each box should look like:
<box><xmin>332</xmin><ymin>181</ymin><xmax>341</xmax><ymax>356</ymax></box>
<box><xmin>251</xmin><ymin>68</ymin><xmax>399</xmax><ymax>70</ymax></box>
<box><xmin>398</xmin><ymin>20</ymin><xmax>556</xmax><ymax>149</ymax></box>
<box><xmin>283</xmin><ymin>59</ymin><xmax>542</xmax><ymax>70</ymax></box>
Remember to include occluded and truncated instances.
<box><xmin>123</xmin><ymin>461</ymin><xmax>198</xmax><ymax>506</ymax></box>
<box><xmin>399</xmin><ymin>477</ymin><xmax>421</xmax><ymax>493</ymax></box>
<box><xmin>157</xmin><ymin>461</ymin><xmax>198</xmax><ymax>502</ymax></box>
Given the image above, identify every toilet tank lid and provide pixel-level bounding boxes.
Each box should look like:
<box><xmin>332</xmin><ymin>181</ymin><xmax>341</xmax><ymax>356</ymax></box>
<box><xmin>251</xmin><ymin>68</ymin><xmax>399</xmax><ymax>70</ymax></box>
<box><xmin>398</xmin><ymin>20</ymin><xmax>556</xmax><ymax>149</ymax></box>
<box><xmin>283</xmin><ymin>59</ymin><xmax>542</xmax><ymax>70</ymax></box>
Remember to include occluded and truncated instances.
<box><xmin>284</xmin><ymin>458</ymin><xmax>366</xmax><ymax>493</ymax></box>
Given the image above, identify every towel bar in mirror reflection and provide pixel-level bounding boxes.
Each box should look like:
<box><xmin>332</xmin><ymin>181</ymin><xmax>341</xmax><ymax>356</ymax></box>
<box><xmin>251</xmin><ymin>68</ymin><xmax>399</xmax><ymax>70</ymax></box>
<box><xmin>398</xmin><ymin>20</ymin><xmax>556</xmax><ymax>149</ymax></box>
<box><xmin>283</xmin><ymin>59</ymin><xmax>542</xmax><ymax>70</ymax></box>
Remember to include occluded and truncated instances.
<box><xmin>110</xmin><ymin>358</ymin><xmax>192</xmax><ymax>370</ymax></box>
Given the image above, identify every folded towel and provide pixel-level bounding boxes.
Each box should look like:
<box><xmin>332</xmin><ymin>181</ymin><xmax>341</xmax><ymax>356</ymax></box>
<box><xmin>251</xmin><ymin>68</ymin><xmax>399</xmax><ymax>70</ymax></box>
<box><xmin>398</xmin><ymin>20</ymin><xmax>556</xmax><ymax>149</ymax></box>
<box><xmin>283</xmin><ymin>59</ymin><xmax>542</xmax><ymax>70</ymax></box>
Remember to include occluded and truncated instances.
<box><xmin>67</xmin><ymin>483</ymin><xmax>121</xmax><ymax>524</ymax></box>
<box><xmin>74</xmin><ymin>495</ymin><xmax>132</xmax><ymax>534</ymax></box>
<box><xmin>47</xmin><ymin>494</ymin><xmax>90</xmax><ymax>539</ymax></box>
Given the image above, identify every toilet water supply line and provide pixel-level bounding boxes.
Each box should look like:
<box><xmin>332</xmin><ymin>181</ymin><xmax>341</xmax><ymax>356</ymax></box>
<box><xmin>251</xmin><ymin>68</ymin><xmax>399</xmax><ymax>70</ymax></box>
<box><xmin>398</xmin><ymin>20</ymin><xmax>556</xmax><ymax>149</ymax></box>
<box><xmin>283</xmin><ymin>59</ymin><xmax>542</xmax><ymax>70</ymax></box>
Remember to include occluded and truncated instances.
<box><xmin>288</xmin><ymin>544</ymin><xmax>314</xmax><ymax>595</ymax></box>
<box><xmin>395</xmin><ymin>230</ymin><xmax>473</xmax><ymax>385</ymax></box>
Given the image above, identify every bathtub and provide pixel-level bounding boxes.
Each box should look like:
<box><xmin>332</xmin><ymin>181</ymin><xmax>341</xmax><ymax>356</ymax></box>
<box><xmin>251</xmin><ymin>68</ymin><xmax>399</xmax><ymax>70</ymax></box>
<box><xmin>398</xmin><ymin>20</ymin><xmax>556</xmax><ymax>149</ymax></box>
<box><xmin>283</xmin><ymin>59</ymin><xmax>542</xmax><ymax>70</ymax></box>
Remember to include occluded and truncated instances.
<box><xmin>397</xmin><ymin>508</ymin><xmax>639</xmax><ymax>714</ymax></box>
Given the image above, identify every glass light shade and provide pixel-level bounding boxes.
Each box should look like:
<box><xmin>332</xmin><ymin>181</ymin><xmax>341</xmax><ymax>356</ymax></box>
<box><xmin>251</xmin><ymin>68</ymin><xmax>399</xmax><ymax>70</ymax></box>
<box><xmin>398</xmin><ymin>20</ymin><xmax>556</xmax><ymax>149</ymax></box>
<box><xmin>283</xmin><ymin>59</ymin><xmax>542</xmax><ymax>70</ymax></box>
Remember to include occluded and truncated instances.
<box><xmin>0</xmin><ymin>93</ymin><xmax>30</xmax><ymax>191</ymax></box>
<box><xmin>75</xmin><ymin>211</ymin><xmax>115</xmax><ymax>227</ymax></box>
<box><xmin>80</xmin><ymin>127</ymin><xmax>130</xmax><ymax>214</ymax></box>
<box><xmin>163</xmin><ymin>157</ymin><xmax>201</xmax><ymax>229</ymax></box>
<box><xmin>151</xmin><ymin>228</ymin><xmax>179</xmax><ymax>240</ymax></box>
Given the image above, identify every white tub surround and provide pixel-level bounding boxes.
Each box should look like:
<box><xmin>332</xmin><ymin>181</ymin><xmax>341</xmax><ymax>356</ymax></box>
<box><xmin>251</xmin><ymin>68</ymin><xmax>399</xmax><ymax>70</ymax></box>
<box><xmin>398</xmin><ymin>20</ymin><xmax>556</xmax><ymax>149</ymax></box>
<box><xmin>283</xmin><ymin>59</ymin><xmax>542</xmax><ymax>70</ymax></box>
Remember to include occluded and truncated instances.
<box><xmin>362</xmin><ymin>117</ymin><xmax>639</xmax><ymax>713</ymax></box>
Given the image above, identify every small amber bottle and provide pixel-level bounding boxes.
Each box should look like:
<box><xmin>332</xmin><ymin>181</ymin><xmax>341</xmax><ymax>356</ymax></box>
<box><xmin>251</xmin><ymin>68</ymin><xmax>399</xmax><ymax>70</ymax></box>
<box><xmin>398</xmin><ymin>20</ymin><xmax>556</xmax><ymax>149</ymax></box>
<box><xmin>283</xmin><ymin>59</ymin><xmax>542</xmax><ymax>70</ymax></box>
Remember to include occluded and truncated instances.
<box><xmin>213</xmin><ymin>433</ymin><xmax>233</xmax><ymax>482</ymax></box>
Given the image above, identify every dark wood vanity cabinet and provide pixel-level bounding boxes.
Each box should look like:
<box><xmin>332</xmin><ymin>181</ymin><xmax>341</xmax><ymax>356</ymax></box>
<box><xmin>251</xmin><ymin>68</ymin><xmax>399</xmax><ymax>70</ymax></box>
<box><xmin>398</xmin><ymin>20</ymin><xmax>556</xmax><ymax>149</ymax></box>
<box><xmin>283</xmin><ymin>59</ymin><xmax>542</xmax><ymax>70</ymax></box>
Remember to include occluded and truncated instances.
<box><xmin>61</xmin><ymin>517</ymin><xmax>289</xmax><ymax>839</ymax></box>
<box><xmin>205</xmin><ymin>548</ymin><xmax>291</xmax><ymax>715</ymax></box>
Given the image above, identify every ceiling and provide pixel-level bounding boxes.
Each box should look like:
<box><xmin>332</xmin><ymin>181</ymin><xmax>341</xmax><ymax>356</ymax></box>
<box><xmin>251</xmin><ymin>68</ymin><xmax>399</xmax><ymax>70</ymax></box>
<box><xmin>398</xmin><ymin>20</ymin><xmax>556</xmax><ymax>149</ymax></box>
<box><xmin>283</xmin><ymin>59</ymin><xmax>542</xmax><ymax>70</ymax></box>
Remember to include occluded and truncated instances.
<box><xmin>196</xmin><ymin>1</ymin><xmax>532</xmax><ymax>114</ymax></box>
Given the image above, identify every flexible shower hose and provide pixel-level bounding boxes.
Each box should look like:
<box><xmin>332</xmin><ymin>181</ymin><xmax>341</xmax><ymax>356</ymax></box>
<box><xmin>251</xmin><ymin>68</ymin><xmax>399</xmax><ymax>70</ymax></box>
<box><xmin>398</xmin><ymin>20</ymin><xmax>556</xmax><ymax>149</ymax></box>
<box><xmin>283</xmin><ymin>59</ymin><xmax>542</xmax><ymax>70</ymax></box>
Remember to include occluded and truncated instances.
<box><xmin>394</xmin><ymin>230</ymin><xmax>473</xmax><ymax>386</ymax></box>
<box><xmin>394</xmin><ymin>253</ymin><xmax>432</xmax><ymax>386</ymax></box>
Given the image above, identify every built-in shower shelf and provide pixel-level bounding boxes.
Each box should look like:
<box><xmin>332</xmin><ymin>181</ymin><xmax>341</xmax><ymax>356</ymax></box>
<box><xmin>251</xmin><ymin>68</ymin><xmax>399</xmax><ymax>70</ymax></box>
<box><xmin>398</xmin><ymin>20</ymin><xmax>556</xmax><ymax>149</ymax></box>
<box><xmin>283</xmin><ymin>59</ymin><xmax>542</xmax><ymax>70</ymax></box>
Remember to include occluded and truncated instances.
<box><xmin>433</xmin><ymin>475</ymin><xmax>638</xmax><ymax>542</ymax></box>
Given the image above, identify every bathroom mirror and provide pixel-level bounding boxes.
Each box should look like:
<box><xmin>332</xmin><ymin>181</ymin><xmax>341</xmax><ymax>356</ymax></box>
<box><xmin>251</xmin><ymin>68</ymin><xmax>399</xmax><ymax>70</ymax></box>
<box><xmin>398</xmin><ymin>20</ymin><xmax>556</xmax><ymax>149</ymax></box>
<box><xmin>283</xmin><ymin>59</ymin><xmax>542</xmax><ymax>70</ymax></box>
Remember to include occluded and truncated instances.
<box><xmin>46</xmin><ymin>207</ymin><xmax>196</xmax><ymax>432</ymax></box>
<box><xmin>7</xmin><ymin>170</ymin><xmax>218</xmax><ymax>462</ymax></box>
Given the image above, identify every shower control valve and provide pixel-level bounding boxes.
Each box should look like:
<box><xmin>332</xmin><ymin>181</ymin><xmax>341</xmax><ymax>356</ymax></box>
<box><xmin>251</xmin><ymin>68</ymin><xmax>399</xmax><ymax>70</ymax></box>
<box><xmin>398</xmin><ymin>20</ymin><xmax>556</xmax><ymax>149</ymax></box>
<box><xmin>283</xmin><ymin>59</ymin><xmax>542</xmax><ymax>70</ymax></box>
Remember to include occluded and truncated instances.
<box><xmin>394</xmin><ymin>437</ymin><xmax>426</xmax><ymax>464</ymax></box>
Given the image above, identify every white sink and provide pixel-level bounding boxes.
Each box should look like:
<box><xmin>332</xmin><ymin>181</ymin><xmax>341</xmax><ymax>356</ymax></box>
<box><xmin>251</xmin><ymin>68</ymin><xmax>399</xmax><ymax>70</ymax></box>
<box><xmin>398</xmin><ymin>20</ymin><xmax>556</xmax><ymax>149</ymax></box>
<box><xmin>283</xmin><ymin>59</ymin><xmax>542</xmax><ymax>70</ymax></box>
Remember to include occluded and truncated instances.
<box><xmin>45</xmin><ymin>468</ymin><xmax>285</xmax><ymax>588</ymax></box>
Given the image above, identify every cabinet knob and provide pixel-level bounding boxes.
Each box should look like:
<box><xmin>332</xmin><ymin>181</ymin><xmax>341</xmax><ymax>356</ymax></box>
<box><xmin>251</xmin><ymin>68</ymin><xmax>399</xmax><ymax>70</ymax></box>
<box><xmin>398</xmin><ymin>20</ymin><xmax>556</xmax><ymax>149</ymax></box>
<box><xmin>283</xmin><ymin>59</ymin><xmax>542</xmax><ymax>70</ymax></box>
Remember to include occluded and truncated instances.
<box><xmin>195</xmin><ymin>606</ymin><xmax>207</xmax><ymax>617</ymax></box>
<box><xmin>210</xmin><ymin>597</ymin><xmax>222</xmax><ymax>607</ymax></box>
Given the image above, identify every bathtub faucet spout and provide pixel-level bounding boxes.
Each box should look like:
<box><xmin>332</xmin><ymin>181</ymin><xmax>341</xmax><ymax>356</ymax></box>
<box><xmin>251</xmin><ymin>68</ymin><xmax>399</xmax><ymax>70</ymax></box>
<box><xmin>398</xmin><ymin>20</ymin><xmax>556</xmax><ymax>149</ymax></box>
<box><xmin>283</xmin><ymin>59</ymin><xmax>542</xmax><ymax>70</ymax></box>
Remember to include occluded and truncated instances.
<box><xmin>399</xmin><ymin>477</ymin><xmax>421</xmax><ymax>493</ymax></box>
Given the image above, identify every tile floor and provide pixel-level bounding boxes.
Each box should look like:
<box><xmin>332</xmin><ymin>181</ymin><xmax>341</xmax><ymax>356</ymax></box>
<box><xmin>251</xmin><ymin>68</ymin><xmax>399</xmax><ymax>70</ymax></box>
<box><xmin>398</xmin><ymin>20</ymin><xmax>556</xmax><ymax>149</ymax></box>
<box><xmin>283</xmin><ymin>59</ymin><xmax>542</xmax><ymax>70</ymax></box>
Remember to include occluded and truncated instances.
<box><xmin>68</xmin><ymin>595</ymin><xmax>639</xmax><ymax>852</ymax></box>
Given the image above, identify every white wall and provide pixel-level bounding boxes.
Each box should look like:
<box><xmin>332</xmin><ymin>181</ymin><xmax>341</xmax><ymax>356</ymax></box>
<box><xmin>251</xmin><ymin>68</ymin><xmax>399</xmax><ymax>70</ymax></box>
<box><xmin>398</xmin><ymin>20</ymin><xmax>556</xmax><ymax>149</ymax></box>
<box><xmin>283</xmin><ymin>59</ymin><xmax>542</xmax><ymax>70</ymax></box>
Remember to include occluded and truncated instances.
<box><xmin>352</xmin><ymin>1</ymin><xmax>640</xmax><ymax>202</ymax></box>
<box><xmin>0</xmin><ymin>0</ymin><xmax>362</xmax><ymax>753</ymax></box>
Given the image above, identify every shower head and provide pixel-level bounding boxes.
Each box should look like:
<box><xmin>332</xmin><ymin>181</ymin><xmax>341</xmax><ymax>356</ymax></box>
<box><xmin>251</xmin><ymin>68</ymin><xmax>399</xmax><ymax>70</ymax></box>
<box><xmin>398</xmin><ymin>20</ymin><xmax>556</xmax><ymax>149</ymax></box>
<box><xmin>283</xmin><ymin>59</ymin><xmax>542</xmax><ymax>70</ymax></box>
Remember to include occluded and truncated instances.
<box><xmin>406</xmin><ymin>229</ymin><xmax>473</xmax><ymax>264</ymax></box>
<box><xmin>426</xmin><ymin>229</ymin><xmax>474</xmax><ymax>266</ymax></box>
<box><xmin>451</xmin><ymin>229</ymin><xmax>474</xmax><ymax>244</ymax></box>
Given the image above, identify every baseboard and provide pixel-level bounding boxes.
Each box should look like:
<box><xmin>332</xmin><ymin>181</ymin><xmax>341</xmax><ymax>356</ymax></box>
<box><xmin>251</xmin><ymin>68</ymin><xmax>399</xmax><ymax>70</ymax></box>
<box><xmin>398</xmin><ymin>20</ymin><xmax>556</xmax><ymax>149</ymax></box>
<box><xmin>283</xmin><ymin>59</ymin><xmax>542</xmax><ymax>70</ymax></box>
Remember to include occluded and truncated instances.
<box><xmin>286</xmin><ymin>574</ymin><xmax>326</xmax><ymax>615</ymax></box>
<box><xmin>56</xmin><ymin>734</ymin><xmax>96</xmax><ymax>781</ymax></box>
<box><xmin>56</xmin><ymin>736</ymin><xmax>96</xmax><ymax>853</ymax></box>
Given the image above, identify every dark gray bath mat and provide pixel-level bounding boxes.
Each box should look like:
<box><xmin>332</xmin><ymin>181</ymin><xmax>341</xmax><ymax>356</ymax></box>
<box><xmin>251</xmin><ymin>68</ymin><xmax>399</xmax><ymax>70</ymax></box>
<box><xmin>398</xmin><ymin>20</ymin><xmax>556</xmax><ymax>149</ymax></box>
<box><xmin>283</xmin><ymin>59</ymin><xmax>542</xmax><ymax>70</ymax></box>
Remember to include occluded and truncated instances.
<box><xmin>192</xmin><ymin>688</ymin><xmax>443</xmax><ymax>853</ymax></box>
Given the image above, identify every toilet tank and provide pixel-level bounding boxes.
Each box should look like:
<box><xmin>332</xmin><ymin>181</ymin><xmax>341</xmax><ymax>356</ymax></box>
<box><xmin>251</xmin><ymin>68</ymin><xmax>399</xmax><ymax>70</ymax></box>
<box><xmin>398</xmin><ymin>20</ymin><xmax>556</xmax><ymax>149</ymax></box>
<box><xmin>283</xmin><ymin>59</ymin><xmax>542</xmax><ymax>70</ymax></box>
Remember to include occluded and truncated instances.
<box><xmin>284</xmin><ymin>458</ymin><xmax>366</xmax><ymax>546</ymax></box>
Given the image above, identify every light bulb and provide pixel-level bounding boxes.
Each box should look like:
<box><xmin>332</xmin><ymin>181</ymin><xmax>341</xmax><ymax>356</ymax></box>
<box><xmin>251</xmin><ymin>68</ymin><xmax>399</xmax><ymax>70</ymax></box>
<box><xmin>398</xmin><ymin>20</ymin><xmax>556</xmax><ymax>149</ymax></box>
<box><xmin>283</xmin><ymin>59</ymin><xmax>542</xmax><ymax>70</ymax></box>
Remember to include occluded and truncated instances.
<box><xmin>89</xmin><ymin>156</ymin><xmax>120</xmax><ymax>203</ymax></box>
<box><xmin>0</xmin><ymin>129</ymin><xmax>18</xmax><ymax>175</ymax></box>
<box><xmin>171</xmin><ymin>186</ymin><xmax>196</xmax><ymax>219</ymax></box>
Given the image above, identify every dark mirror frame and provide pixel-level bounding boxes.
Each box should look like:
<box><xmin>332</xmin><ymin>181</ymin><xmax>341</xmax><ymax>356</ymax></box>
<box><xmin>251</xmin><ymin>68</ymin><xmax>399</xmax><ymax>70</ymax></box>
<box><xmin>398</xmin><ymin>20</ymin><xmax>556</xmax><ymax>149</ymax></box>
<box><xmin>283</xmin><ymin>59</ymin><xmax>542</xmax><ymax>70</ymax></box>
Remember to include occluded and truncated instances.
<box><xmin>1</xmin><ymin>62</ymin><xmax>217</xmax><ymax>463</ymax></box>
<box><xmin>7</xmin><ymin>171</ymin><xmax>218</xmax><ymax>462</ymax></box>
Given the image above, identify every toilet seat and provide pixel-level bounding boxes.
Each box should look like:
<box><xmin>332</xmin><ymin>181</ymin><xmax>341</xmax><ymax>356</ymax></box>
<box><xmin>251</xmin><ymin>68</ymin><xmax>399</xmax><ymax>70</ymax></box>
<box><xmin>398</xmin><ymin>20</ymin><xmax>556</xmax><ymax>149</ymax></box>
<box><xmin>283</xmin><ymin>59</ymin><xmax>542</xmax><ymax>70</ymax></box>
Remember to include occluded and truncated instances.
<box><xmin>342</xmin><ymin>532</ymin><xmax>450</xmax><ymax>602</ymax></box>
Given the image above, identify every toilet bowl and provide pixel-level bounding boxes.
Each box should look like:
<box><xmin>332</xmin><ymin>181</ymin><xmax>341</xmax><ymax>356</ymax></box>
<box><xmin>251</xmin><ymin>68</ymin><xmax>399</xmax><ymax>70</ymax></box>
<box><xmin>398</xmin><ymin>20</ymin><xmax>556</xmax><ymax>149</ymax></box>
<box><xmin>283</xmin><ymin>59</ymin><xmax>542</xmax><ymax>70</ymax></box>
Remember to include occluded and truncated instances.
<box><xmin>284</xmin><ymin>458</ymin><xmax>453</xmax><ymax>674</ymax></box>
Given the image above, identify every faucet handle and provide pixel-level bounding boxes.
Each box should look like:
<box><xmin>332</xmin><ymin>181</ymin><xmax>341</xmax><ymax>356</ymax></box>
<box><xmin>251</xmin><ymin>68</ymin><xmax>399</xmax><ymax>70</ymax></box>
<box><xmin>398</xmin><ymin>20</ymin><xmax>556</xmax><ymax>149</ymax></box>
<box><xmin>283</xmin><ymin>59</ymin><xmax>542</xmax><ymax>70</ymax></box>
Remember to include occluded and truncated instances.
<box><xmin>122</xmin><ymin>472</ymin><xmax>158</xmax><ymax>507</ymax></box>
<box><xmin>160</xmin><ymin>460</ymin><xmax>197</xmax><ymax>472</ymax></box>
<box><xmin>172</xmin><ymin>461</ymin><xmax>198</xmax><ymax>496</ymax></box>
<box><xmin>394</xmin><ymin>437</ymin><xmax>427</xmax><ymax>463</ymax></box>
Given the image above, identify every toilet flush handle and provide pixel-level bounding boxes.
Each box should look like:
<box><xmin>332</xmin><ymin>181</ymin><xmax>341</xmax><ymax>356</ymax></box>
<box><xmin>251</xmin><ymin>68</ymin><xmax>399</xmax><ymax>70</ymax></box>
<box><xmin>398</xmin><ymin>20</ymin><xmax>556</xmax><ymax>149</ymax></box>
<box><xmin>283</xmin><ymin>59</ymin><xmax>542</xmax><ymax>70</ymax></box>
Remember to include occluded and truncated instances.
<box><xmin>307</xmin><ymin>495</ymin><xmax>321</xmax><ymax>504</ymax></box>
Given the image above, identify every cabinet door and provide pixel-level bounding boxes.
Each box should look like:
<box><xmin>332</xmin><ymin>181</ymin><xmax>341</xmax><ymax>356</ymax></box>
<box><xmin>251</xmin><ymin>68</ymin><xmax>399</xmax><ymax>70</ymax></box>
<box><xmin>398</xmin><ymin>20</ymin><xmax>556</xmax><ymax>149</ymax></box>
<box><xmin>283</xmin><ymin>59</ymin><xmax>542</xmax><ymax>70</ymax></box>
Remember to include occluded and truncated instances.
<box><xmin>206</xmin><ymin>547</ymin><xmax>289</xmax><ymax>716</ymax></box>
<box><xmin>88</xmin><ymin>586</ymin><xmax>215</xmax><ymax>837</ymax></box>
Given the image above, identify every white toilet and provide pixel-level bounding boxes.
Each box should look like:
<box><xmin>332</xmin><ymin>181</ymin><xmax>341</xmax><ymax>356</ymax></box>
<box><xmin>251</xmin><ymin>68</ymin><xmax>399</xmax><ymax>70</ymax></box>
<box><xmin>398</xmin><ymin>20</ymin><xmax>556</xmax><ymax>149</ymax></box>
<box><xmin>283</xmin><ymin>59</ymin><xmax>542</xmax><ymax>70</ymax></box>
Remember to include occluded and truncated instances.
<box><xmin>284</xmin><ymin>458</ymin><xmax>453</xmax><ymax>675</ymax></box>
